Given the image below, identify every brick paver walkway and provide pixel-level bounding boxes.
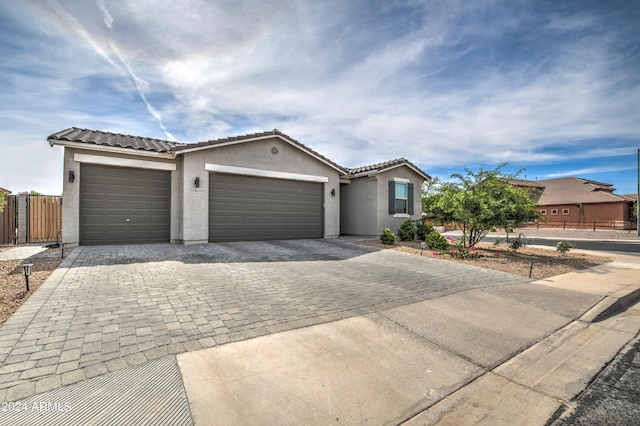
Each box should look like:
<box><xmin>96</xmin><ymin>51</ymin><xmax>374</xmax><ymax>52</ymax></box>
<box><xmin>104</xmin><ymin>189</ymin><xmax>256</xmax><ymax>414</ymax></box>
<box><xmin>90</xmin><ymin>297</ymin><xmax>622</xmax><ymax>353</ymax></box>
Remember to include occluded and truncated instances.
<box><xmin>0</xmin><ymin>239</ymin><xmax>530</xmax><ymax>402</ymax></box>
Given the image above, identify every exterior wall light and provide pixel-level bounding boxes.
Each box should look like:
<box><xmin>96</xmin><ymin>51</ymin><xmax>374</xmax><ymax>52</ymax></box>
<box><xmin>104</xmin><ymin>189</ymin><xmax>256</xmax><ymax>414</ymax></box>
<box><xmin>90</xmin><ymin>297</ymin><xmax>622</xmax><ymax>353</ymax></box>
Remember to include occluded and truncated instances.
<box><xmin>68</xmin><ymin>170</ymin><xmax>75</xmax><ymax>182</ymax></box>
<box><xmin>195</xmin><ymin>177</ymin><xmax>200</xmax><ymax>188</ymax></box>
<box><xmin>20</xmin><ymin>263</ymin><xmax>33</xmax><ymax>292</ymax></box>
<box><xmin>331</xmin><ymin>188</ymin><xmax>336</xmax><ymax>197</ymax></box>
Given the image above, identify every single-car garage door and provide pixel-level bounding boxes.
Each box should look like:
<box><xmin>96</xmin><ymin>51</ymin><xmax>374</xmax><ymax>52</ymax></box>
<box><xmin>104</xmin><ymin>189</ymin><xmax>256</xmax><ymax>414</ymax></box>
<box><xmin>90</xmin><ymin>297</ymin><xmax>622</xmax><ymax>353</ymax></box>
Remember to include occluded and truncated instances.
<box><xmin>209</xmin><ymin>174</ymin><xmax>323</xmax><ymax>242</ymax></box>
<box><xmin>80</xmin><ymin>164</ymin><xmax>171</xmax><ymax>245</ymax></box>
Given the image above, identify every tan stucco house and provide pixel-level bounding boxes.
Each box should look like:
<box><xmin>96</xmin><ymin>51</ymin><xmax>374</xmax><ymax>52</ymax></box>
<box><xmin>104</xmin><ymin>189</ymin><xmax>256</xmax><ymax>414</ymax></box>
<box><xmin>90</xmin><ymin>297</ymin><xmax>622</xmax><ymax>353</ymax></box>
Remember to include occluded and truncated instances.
<box><xmin>49</xmin><ymin>127</ymin><xmax>429</xmax><ymax>246</ymax></box>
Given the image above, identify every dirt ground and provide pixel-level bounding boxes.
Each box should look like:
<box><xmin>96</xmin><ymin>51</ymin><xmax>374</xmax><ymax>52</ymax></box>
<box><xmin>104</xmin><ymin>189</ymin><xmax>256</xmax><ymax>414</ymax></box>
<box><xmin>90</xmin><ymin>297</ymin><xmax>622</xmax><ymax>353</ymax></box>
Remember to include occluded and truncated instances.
<box><xmin>359</xmin><ymin>240</ymin><xmax>612</xmax><ymax>280</ymax></box>
<box><xmin>0</xmin><ymin>248</ymin><xmax>63</xmax><ymax>326</ymax></box>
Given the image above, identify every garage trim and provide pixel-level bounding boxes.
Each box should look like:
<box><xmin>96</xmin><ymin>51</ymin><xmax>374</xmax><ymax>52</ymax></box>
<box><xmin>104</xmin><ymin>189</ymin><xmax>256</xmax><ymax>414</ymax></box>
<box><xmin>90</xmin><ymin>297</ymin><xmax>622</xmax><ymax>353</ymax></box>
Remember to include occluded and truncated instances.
<box><xmin>74</xmin><ymin>153</ymin><xmax>176</xmax><ymax>171</ymax></box>
<box><xmin>205</xmin><ymin>163</ymin><xmax>328</xmax><ymax>183</ymax></box>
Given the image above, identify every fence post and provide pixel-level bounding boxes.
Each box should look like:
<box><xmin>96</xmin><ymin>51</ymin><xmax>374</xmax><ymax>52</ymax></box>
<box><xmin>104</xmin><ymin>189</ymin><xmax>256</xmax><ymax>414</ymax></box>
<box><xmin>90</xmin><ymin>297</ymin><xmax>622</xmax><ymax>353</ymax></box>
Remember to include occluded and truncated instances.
<box><xmin>593</xmin><ymin>221</ymin><xmax>596</xmax><ymax>231</ymax></box>
<box><xmin>16</xmin><ymin>194</ymin><xmax>28</xmax><ymax>244</ymax></box>
<box><xmin>563</xmin><ymin>221</ymin><xmax>566</xmax><ymax>230</ymax></box>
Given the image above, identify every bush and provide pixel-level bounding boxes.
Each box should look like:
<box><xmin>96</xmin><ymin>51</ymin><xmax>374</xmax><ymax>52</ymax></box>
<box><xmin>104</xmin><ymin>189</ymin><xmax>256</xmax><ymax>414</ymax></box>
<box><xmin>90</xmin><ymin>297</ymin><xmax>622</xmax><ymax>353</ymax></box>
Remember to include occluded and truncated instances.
<box><xmin>556</xmin><ymin>241</ymin><xmax>575</xmax><ymax>256</ymax></box>
<box><xmin>397</xmin><ymin>219</ymin><xmax>417</xmax><ymax>241</ymax></box>
<box><xmin>380</xmin><ymin>228</ymin><xmax>396</xmax><ymax>245</ymax></box>
<box><xmin>416</xmin><ymin>221</ymin><xmax>434</xmax><ymax>241</ymax></box>
<box><xmin>426</xmin><ymin>232</ymin><xmax>449</xmax><ymax>251</ymax></box>
<box><xmin>508</xmin><ymin>233</ymin><xmax>529</xmax><ymax>251</ymax></box>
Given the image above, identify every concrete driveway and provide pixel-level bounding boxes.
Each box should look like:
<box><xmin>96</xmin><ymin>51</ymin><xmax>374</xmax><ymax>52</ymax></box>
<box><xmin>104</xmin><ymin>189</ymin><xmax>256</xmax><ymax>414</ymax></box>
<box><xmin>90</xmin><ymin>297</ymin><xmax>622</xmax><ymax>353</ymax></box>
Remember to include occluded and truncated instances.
<box><xmin>0</xmin><ymin>239</ymin><xmax>530</xmax><ymax>404</ymax></box>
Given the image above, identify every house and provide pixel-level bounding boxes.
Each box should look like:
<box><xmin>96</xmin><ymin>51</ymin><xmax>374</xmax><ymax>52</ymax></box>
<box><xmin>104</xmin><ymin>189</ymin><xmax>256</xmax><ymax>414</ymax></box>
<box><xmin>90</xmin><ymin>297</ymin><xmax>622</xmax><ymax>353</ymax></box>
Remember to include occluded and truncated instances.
<box><xmin>48</xmin><ymin>127</ymin><xmax>429</xmax><ymax>246</ymax></box>
<box><xmin>340</xmin><ymin>158</ymin><xmax>430</xmax><ymax>235</ymax></box>
<box><xmin>510</xmin><ymin>177</ymin><xmax>635</xmax><ymax>229</ymax></box>
<box><xmin>0</xmin><ymin>187</ymin><xmax>11</xmax><ymax>196</ymax></box>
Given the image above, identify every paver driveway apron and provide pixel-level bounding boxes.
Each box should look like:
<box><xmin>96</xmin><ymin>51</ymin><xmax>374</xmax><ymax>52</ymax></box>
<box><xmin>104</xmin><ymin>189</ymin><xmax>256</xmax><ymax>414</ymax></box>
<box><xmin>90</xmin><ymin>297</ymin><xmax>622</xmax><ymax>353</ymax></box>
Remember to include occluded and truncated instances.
<box><xmin>0</xmin><ymin>239</ymin><xmax>530</xmax><ymax>404</ymax></box>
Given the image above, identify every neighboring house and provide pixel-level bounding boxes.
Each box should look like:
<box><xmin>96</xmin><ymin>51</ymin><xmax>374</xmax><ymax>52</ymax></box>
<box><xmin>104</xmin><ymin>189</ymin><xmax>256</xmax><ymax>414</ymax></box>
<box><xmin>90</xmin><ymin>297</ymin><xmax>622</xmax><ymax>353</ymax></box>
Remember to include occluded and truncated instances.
<box><xmin>340</xmin><ymin>159</ymin><xmax>430</xmax><ymax>235</ymax></box>
<box><xmin>0</xmin><ymin>187</ymin><xmax>11</xmax><ymax>196</ymax></box>
<box><xmin>48</xmin><ymin>127</ymin><xmax>429</xmax><ymax>246</ymax></box>
<box><xmin>510</xmin><ymin>177</ymin><xmax>635</xmax><ymax>229</ymax></box>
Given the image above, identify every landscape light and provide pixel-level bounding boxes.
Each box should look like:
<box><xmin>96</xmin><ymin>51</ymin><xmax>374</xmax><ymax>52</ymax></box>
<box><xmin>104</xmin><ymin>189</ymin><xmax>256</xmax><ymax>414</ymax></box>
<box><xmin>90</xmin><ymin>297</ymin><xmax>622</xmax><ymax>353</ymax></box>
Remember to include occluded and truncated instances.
<box><xmin>20</xmin><ymin>263</ymin><xmax>33</xmax><ymax>292</ymax></box>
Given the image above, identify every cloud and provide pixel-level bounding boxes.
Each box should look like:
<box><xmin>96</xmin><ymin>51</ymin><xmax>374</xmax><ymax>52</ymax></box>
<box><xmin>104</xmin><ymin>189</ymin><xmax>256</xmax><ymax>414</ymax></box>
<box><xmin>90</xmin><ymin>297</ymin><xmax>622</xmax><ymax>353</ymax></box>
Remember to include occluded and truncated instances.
<box><xmin>544</xmin><ymin>165</ymin><xmax>638</xmax><ymax>178</ymax></box>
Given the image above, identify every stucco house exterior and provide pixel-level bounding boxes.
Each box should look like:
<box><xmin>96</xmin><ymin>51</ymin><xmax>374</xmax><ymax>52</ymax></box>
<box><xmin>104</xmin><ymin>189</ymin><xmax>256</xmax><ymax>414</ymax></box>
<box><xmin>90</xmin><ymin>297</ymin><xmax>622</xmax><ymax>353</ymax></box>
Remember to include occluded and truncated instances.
<box><xmin>511</xmin><ymin>177</ymin><xmax>635</xmax><ymax>229</ymax></box>
<box><xmin>48</xmin><ymin>127</ymin><xmax>429</xmax><ymax>246</ymax></box>
<box><xmin>340</xmin><ymin>159</ymin><xmax>430</xmax><ymax>235</ymax></box>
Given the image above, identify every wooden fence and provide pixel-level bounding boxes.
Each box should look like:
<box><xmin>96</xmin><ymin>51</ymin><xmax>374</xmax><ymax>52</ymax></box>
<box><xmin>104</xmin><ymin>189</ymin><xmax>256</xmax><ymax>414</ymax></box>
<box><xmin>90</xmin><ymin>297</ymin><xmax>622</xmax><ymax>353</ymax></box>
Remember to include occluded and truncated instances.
<box><xmin>0</xmin><ymin>195</ymin><xmax>62</xmax><ymax>244</ymax></box>
<box><xmin>0</xmin><ymin>195</ymin><xmax>17</xmax><ymax>244</ymax></box>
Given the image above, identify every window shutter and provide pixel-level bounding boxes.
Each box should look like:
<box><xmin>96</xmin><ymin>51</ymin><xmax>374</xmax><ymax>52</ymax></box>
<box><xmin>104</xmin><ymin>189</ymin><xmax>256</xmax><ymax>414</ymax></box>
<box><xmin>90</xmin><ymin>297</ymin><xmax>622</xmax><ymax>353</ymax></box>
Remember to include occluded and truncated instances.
<box><xmin>408</xmin><ymin>183</ymin><xmax>414</xmax><ymax>215</ymax></box>
<box><xmin>388</xmin><ymin>181</ymin><xmax>395</xmax><ymax>214</ymax></box>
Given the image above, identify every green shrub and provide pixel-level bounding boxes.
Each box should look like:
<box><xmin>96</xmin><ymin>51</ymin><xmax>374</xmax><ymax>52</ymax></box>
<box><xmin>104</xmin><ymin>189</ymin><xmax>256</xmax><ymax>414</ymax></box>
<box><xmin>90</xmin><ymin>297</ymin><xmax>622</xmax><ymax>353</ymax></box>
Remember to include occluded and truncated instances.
<box><xmin>426</xmin><ymin>232</ymin><xmax>449</xmax><ymax>251</ymax></box>
<box><xmin>397</xmin><ymin>219</ymin><xmax>417</xmax><ymax>241</ymax></box>
<box><xmin>508</xmin><ymin>233</ymin><xmax>529</xmax><ymax>251</ymax></box>
<box><xmin>380</xmin><ymin>228</ymin><xmax>396</xmax><ymax>245</ymax></box>
<box><xmin>556</xmin><ymin>241</ymin><xmax>575</xmax><ymax>256</ymax></box>
<box><xmin>416</xmin><ymin>221</ymin><xmax>434</xmax><ymax>241</ymax></box>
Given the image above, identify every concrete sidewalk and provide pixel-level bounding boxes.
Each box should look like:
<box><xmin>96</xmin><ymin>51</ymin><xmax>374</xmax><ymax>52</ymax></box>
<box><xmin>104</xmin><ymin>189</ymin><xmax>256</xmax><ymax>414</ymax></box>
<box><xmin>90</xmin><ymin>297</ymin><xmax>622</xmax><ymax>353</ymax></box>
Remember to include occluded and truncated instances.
<box><xmin>1</xmin><ymin>249</ymin><xmax>639</xmax><ymax>425</ymax></box>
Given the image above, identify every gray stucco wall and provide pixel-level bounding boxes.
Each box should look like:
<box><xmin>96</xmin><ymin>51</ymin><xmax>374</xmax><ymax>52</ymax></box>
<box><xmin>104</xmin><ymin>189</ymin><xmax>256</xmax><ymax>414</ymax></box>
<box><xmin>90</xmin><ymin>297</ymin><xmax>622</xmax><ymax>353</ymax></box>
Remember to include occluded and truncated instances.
<box><xmin>340</xmin><ymin>166</ymin><xmax>426</xmax><ymax>236</ymax></box>
<box><xmin>376</xmin><ymin>167</ymin><xmax>425</xmax><ymax>235</ymax></box>
<box><xmin>180</xmin><ymin>137</ymin><xmax>342</xmax><ymax>244</ymax></box>
<box><xmin>340</xmin><ymin>177</ymin><xmax>377</xmax><ymax>235</ymax></box>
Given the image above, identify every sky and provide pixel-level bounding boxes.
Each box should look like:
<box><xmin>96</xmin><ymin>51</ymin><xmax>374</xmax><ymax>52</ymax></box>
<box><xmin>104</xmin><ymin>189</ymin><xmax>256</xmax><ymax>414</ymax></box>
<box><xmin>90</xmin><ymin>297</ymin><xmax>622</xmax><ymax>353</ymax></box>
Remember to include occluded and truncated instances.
<box><xmin>1</xmin><ymin>0</ymin><xmax>639</xmax><ymax>196</ymax></box>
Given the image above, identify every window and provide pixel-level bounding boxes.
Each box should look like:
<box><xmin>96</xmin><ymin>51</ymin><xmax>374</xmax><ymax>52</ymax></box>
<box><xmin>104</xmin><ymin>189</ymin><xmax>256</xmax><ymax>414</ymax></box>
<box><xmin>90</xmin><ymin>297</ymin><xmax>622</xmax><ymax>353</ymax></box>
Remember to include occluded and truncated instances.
<box><xmin>388</xmin><ymin>180</ymin><xmax>414</xmax><ymax>215</ymax></box>
<box><xmin>562</xmin><ymin>209</ymin><xmax>570</xmax><ymax>215</ymax></box>
<box><xmin>540</xmin><ymin>209</ymin><xmax>547</xmax><ymax>215</ymax></box>
<box><xmin>395</xmin><ymin>182</ymin><xmax>408</xmax><ymax>214</ymax></box>
<box><xmin>551</xmin><ymin>209</ymin><xmax>558</xmax><ymax>215</ymax></box>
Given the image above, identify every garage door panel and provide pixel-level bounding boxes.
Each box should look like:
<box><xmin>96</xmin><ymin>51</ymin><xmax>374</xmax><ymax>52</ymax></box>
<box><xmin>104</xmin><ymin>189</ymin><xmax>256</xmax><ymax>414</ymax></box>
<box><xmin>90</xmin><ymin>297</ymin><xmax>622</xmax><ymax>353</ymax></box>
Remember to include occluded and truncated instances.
<box><xmin>209</xmin><ymin>173</ymin><xmax>323</xmax><ymax>242</ymax></box>
<box><xmin>80</xmin><ymin>164</ymin><xmax>170</xmax><ymax>245</ymax></box>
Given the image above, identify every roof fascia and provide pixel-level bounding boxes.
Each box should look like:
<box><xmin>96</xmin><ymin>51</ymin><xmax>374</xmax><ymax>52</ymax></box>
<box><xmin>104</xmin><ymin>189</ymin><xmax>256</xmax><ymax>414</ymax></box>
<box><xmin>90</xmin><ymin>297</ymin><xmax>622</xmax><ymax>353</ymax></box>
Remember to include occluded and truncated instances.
<box><xmin>49</xmin><ymin>139</ymin><xmax>176</xmax><ymax>159</ymax></box>
<box><xmin>177</xmin><ymin>134</ymin><xmax>347</xmax><ymax>175</ymax></box>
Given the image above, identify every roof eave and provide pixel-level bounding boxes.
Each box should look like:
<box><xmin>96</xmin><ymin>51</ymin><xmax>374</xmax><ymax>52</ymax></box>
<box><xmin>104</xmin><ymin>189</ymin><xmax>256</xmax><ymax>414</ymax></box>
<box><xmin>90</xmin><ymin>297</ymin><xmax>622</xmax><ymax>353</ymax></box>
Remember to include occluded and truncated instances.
<box><xmin>49</xmin><ymin>139</ymin><xmax>177</xmax><ymax>159</ymax></box>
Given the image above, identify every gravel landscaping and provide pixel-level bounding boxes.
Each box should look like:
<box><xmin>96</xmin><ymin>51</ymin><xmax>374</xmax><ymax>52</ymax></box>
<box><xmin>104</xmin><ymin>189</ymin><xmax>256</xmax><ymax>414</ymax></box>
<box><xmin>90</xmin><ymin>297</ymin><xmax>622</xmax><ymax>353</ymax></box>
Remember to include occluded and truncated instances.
<box><xmin>358</xmin><ymin>240</ymin><xmax>612</xmax><ymax>280</ymax></box>
<box><xmin>0</xmin><ymin>248</ymin><xmax>63</xmax><ymax>326</ymax></box>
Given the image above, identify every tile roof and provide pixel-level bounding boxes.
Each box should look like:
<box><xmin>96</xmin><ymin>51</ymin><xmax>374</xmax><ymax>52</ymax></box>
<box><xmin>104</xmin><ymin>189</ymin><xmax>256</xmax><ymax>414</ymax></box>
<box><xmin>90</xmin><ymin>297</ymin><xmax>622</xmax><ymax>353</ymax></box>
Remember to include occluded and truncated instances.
<box><xmin>0</xmin><ymin>187</ymin><xmax>11</xmax><ymax>195</ymax></box>
<box><xmin>511</xmin><ymin>177</ymin><xmax>629</xmax><ymax>205</ymax></box>
<box><xmin>173</xmin><ymin>129</ymin><xmax>347</xmax><ymax>173</ymax></box>
<box><xmin>48</xmin><ymin>127</ymin><xmax>180</xmax><ymax>153</ymax></box>
<box><xmin>347</xmin><ymin>158</ymin><xmax>431</xmax><ymax>180</ymax></box>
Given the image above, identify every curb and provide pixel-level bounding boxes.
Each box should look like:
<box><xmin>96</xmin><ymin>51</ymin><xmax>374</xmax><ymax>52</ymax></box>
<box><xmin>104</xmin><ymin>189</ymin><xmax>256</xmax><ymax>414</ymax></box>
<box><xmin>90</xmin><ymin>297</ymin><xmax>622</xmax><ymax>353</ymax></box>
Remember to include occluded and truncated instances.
<box><xmin>581</xmin><ymin>284</ymin><xmax>640</xmax><ymax>323</ymax></box>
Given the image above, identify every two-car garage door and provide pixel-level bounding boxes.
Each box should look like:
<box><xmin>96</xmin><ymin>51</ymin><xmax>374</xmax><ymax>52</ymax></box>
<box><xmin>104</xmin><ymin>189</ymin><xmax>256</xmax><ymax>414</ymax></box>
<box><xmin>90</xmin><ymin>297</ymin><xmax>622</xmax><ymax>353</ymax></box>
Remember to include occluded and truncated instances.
<box><xmin>80</xmin><ymin>164</ymin><xmax>171</xmax><ymax>245</ymax></box>
<box><xmin>209</xmin><ymin>174</ymin><xmax>324</xmax><ymax>242</ymax></box>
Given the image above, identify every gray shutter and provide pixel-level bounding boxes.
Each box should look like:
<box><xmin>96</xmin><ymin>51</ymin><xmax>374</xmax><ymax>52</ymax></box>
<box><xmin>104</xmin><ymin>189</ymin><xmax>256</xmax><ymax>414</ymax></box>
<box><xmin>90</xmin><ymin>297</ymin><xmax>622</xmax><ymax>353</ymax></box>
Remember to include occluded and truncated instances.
<box><xmin>388</xmin><ymin>181</ymin><xmax>395</xmax><ymax>214</ymax></box>
<box><xmin>408</xmin><ymin>183</ymin><xmax>414</xmax><ymax>215</ymax></box>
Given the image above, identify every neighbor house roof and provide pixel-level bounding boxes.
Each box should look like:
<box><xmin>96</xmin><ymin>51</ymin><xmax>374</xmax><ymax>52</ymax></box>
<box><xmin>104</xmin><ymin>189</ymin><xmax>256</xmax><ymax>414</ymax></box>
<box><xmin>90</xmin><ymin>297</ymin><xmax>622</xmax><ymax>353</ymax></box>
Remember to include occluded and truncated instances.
<box><xmin>0</xmin><ymin>187</ymin><xmax>11</xmax><ymax>195</ymax></box>
<box><xmin>511</xmin><ymin>177</ymin><xmax>629</xmax><ymax>205</ymax></box>
<box><xmin>347</xmin><ymin>158</ymin><xmax>431</xmax><ymax>181</ymax></box>
<box><xmin>48</xmin><ymin>127</ymin><xmax>181</xmax><ymax>153</ymax></box>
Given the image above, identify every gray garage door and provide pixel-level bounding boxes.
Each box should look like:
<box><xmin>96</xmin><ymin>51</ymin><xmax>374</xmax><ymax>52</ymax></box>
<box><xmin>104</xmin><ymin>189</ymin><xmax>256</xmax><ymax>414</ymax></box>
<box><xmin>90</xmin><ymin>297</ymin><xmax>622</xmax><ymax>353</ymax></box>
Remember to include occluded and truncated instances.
<box><xmin>209</xmin><ymin>174</ymin><xmax>323</xmax><ymax>242</ymax></box>
<box><xmin>80</xmin><ymin>164</ymin><xmax>171</xmax><ymax>245</ymax></box>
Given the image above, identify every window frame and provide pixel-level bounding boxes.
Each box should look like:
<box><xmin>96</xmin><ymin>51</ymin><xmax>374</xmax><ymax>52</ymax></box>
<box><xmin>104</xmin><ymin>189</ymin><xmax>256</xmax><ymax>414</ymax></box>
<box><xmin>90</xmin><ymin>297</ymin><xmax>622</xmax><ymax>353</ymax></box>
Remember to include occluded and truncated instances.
<box><xmin>551</xmin><ymin>209</ymin><xmax>558</xmax><ymax>215</ymax></box>
<box><xmin>562</xmin><ymin>209</ymin><xmax>570</xmax><ymax>215</ymax></box>
<box><xmin>394</xmin><ymin>182</ymin><xmax>408</xmax><ymax>215</ymax></box>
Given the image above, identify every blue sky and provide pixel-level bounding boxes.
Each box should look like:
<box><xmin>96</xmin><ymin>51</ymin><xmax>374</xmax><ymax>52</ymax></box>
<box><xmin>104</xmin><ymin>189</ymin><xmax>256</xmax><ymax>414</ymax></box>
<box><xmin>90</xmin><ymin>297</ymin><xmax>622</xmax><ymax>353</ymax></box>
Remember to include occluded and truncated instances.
<box><xmin>1</xmin><ymin>0</ymin><xmax>639</xmax><ymax>195</ymax></box>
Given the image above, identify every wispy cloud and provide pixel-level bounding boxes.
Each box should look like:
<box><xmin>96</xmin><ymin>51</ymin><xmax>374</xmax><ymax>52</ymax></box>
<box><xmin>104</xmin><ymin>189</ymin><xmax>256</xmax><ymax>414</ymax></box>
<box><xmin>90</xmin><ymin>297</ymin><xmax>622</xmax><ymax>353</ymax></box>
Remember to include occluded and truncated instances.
<box><xmin>1</xmin><ymin>0</ymin><xmax>639</xmax><ymax>194</ymax></box>
<box><xmin>545</xmin><ymin>165</ymin><xmax>638</xmax><ymax>178</ymax></box>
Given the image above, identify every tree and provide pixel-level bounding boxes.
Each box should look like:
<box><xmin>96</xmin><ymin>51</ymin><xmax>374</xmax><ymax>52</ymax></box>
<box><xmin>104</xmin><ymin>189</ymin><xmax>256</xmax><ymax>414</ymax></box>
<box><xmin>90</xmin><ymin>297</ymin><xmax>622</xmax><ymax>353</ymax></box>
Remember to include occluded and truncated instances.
<box><xmin>423</xmin><ymin>165</ymin><xmax>539</xmax><ymax>248</ymax></box>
